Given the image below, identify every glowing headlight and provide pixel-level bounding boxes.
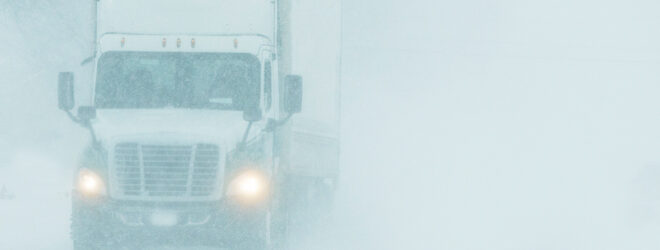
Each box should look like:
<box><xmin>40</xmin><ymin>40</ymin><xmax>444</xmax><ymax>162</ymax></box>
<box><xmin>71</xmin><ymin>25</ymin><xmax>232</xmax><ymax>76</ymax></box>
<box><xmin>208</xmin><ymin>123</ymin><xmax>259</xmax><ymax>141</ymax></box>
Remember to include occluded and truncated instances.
<box><xmin>78</xmin><ymin>169</ymin><xmax>105</xmax><ymax>197</ymax></box>
<box><xmin>226</xmin><ymin>170</ymin><xmax>268</xmax><ymax>199</ymax></box>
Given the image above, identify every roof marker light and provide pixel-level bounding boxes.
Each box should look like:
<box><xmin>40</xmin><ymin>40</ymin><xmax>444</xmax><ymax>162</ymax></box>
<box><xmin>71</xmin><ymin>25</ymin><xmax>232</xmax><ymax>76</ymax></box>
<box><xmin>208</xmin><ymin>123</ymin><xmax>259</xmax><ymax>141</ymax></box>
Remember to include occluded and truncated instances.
<box><xmin>191</xmin><ymin>38</ymin><xmax>196</xmax><ymax>48</ymax></box>
<box><xmin>162</xmin><ymin>38</ymin><xmax>167</xmax><ymax>48</ymax></box>
<box><xmin>176</xmin><ymin>38</ymin><xmax>181</xmax><ymax>48</ymax></box>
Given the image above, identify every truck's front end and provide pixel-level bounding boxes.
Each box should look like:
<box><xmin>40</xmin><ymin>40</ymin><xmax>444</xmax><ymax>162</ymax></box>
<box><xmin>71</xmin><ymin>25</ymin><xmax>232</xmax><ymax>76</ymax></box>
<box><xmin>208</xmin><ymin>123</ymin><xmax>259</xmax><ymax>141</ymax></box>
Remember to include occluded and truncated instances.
<box><xmin>68</xmin><ymin>34</ymin><xmax>283</xmax><ymax>250</ymax></box>
<box><xmin>56</xmin><ymin>1</ymin><xmax>303</xmax><ymax>249</ymax></box>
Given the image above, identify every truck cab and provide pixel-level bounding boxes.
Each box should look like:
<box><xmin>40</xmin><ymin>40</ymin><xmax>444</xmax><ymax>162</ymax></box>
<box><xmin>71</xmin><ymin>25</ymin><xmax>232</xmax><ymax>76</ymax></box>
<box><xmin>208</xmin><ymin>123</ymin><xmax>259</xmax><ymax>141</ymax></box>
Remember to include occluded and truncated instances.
<box><xmin>56</xmin><ymin>1</ymin><xmax>312</xmax><ymax>249</ymax></box>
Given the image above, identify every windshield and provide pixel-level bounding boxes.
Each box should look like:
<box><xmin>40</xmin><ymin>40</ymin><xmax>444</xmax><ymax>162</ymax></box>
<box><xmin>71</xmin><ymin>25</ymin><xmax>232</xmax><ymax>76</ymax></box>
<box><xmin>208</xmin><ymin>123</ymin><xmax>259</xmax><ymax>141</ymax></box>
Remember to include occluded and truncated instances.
<box><xmin>95</xmin><ymin>52</ymin><xmax>260</xmax><ymax>110</ymax></box>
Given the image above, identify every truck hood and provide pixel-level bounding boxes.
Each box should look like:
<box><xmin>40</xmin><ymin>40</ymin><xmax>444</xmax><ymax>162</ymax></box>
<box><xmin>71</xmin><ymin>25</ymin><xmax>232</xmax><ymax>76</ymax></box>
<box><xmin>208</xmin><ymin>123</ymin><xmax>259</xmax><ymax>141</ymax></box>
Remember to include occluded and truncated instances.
<box><xmin>92</xmin><ymin>109</ymin><xmax>251</xmax><ymax>147</ymax></box>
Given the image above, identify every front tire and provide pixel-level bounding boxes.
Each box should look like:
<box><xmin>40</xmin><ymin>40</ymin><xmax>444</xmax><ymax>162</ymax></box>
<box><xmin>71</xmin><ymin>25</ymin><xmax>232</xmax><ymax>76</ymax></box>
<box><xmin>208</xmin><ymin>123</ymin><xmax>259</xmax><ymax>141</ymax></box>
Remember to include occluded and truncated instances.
<box><xmin>71</xmin><ymin>198</ymin><xmax>110</xmax><ymax>250</ymax></box>
<box><xmin>229</xmin><ymin>211</ymin><xmax>273</xmax><ymax>250</ymax></box>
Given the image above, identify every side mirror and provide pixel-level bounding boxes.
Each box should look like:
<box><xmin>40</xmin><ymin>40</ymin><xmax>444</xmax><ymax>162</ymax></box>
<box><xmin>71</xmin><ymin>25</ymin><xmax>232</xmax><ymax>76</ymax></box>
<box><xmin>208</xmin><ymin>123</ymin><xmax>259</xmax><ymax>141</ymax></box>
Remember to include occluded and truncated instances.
<box><xmin>58</xmin><ymin>72</ymin><xmax>75</xmax><ymax>111</ymax></box>
<box><xmin>283</xmin><ymin>75</ymin><xmax>303</xmax><ymax>114</ymax></box>
<box><xmin>78</xmin><ymin>106</ymin><xmax>96</xmax><ymax>121</ymax></box>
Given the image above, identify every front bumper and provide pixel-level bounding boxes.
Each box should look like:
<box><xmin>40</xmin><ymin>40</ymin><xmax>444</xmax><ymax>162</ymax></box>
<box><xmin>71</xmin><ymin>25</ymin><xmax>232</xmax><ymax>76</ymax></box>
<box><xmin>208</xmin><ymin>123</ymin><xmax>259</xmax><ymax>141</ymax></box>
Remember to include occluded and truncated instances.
<box><xmin>72</xmin><ymin>192</ymin><xmax>267</xmax><ymax>246</ymax></box>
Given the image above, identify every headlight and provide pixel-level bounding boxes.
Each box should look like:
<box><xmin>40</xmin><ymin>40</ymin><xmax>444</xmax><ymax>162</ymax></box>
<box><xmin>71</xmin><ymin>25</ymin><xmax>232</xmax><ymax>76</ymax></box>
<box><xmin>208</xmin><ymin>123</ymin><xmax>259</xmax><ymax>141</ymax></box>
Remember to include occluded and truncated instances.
<box><xmin>78</xmin><ymin>169</ymin><xmax>106</xmax><ymax>197</ymax></box>
<box><xmin>226</xmin><ymin>170</ymin><xmax>269</xmax><ymax>201</ymax></box>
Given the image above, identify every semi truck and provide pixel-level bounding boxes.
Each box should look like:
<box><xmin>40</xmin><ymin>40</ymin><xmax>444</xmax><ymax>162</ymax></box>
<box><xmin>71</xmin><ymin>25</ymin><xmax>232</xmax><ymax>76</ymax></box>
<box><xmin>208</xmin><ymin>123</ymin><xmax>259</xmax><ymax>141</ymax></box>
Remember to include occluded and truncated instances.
<box><xmin>56</xmin><ymin>0</ymin><xmax>341</xmax><ymax>249</ymax></box>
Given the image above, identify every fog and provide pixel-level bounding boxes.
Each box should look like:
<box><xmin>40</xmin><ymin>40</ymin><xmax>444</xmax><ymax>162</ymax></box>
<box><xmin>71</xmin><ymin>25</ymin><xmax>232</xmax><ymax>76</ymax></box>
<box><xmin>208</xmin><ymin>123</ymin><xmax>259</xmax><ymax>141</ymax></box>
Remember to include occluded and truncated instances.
<box><xmin>2</xmin><ymin>0</ymin><xmax>660</xmax><ymax>249</ymax></box>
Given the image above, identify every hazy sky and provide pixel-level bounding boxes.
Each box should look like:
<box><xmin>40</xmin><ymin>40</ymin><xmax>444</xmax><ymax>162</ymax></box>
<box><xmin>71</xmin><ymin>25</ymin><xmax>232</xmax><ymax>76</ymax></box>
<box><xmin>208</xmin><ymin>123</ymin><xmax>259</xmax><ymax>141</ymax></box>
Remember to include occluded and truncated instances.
<box><xmin>337</xmin><ymin>1</ymin><xmax>660</xmax><ymax>249</ymax></box>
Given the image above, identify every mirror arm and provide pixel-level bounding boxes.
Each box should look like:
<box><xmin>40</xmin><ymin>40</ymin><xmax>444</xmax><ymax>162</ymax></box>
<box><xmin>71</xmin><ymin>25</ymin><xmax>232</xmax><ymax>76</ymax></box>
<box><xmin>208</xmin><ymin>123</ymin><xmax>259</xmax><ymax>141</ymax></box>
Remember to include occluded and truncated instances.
<box><xmin>64</xmin><ymin>110</ymin><xmax>100</xmax><ymax>146</ymax></box>
<box><xmin>85</xmin><ymin>122</ymin><xmax>100</xmax><ymax>147</ymax></box>
<box><xmin>65</xmin><ymin>110</ymin><xmax>82</xmax><ymax>124</ymax></box>
<box><xmin>80</xmin><ymin>53</ymin><xmax>96</xmax><ymax>66</ymax></box>
<box><xmin>238</xmin><ymin>122</ymin><xmax>254</xmax><ymax>151</ymax></box>
<box><xmin>264</xmin><ymin>113</ymin><xmax>294</xmax><ymax>132</ymax></box>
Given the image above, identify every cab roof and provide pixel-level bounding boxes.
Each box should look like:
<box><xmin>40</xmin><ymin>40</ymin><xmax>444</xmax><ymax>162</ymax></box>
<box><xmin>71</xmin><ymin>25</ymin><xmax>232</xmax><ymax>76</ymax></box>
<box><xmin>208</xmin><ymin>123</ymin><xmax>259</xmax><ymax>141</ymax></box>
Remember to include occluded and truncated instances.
<box><xmin>97</xmin><ymin>0</ymin><xmax>275</xmax><ymax>40</ymax></box>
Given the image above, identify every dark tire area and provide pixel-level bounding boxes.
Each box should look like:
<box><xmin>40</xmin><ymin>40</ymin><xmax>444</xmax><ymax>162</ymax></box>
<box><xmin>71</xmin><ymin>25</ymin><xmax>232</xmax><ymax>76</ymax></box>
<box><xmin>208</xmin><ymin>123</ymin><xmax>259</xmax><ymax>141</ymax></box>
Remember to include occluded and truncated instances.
<box><xmin>272</xmin><ymin>175</ymin><xmax>336</xmax><ymax>249</ymax></box>
<box><xmin>281</xmin><ymin>176</ymin><xmax>336</xmax><ymax>222</ymax></box>
<box><xmin>226</xmin><ymin>210</ymin><xmax>272</xmax><ymax>250</ymax></box>
<box><xmin>71</xmin><ymin>199</ymin><xmax>110</xmax><ymax>250</ymax></box>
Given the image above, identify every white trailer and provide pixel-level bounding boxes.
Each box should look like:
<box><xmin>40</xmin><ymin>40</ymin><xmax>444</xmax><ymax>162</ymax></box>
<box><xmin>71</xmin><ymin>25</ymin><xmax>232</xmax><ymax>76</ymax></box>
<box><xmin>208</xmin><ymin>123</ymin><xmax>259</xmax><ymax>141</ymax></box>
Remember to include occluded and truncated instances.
<box><xmin>282</xmin><ymin>0</ymin><xmax>342</xmax><ymax>182</ymax></box>
<box><xmin>57</xmin><ymin>0</ymin><xmax>341</xmax><ymax>249</ymax></box>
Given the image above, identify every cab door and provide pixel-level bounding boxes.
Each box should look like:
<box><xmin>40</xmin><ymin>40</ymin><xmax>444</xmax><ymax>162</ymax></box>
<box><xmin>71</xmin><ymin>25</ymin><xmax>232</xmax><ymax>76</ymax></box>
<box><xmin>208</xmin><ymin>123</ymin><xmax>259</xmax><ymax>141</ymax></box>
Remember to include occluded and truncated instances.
<box><xmin>261</xmin><ymin>51</ymin><xmax>278</xmax><ymax>121</ymax></box>
<box><xmin>259</xmin><ymin>51</ymin><xmax>277</xmax><ymax>169</ymax></box>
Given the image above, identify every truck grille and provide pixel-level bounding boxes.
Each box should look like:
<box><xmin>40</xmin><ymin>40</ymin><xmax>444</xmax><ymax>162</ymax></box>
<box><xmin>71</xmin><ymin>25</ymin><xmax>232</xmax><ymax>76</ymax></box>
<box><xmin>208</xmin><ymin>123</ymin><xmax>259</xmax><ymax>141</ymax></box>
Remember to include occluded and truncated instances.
<box><xmin>114</xmin><ymin>143</ymin><xmax>220</xmax><ymax>197</ymax></box>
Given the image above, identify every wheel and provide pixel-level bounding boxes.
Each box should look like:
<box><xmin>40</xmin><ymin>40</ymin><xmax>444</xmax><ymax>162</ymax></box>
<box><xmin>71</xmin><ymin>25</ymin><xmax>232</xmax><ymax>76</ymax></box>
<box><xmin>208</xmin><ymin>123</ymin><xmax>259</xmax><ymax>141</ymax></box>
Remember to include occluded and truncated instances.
<box><xmin>71</xmin><ymin>199</ymin><xmax>109</xmax><ymax>250</ymax></box>
<box><xmin>283</xmin><ymin>176</ymin><xmax>336</xmax><ymax>222</ymax></box>
<box><xmin>273</xmin><ymin>175</ymin><xmax>335</xmax><ymax>249</ymax></box>
<box><xmin>229</xmin><ymin>211</ymin><xmax>273</xmax><ymax>250</ymax></box>
<box><xmin>307</xmin><ymin>178</ymin><xmax>336</xmax><ymax>217</ymax></box>
<box><xmin>270</xmin><ymin>205</ymin><xmax>290</xmax><ymax>250</ymax></box>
